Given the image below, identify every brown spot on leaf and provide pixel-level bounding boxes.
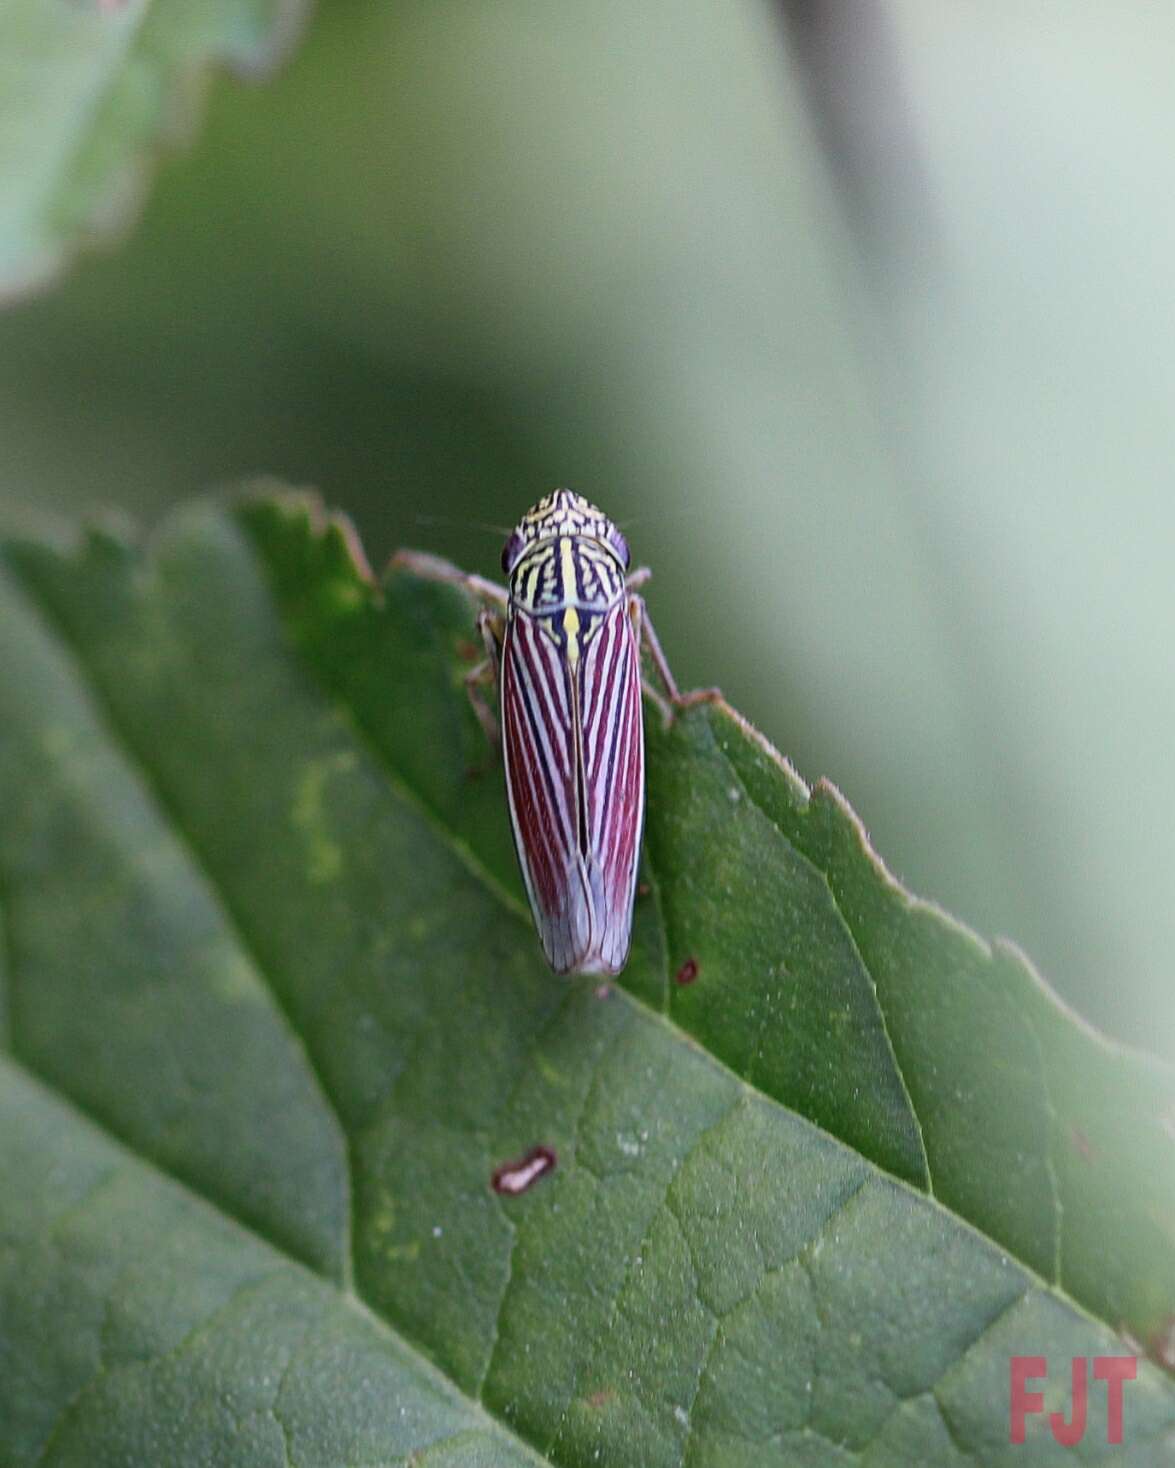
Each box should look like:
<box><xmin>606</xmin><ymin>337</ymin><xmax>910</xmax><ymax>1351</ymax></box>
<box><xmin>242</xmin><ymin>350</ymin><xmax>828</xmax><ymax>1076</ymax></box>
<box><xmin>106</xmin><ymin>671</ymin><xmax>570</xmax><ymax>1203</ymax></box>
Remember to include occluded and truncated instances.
<box><xmin>594</xmin><ymin>983</ymin><xmax>612</xmax><ymax>1000</ymax></box>
<box><xmin>587</xmin><ymin>1389</ymin><xmax>615</xmax><ymax>1409</ymax></box>
<box><xmin>455</xmin><ymin>638</ymin><xmax>480</xmax><ymax>662</ymax></box>
<box><xmin>637</xmin><ymin>881</ymin><xmax>651</xmax><ymax>898</ymax></box>
<box><xmin>674</xmin><ymin>956</ymin><xmax>700</xmax><ymax>986</ymax></box>
<box><xmin>491</xmin><ymin>1145</ymin><xmax>557</xmax><ymax>1196</ymax></box>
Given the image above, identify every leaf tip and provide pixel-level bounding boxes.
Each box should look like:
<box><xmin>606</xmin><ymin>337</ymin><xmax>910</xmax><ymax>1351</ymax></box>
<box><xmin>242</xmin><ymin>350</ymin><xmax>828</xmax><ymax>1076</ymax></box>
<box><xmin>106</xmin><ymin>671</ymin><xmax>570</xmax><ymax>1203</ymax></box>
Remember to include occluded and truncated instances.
<box><xmin>707</xmin><ymin>696</ymin><xmax>811</xmax><ymax>804</ymax></box>
<box><xmin>234</xmin><ymin>480</ymin><xmax>375</xmax><ymax>587</ymax></box>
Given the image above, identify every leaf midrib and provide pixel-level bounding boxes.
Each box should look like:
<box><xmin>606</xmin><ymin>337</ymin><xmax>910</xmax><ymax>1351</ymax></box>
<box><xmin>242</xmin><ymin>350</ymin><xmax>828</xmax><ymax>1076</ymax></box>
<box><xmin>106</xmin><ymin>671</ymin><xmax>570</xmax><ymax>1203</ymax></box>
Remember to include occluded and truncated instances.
<box><xmin>692</xmin><ymin>708</ymin><xmax>934</xmax><ymax>1192</ymax></box>
<box><xmin>0</xmin><ymin>538</ymin><xmax>1135</xmax><ymax>1465</ymax></box>
<box><xmin>2</xmin><ymin>1052</ymin><xmax>551</xmax><ymax>1468</ymax></box>
<box><xmin>0</xmin><ymin>553</ymin><xmax>355</xmax><ymax>1284</ymax></box>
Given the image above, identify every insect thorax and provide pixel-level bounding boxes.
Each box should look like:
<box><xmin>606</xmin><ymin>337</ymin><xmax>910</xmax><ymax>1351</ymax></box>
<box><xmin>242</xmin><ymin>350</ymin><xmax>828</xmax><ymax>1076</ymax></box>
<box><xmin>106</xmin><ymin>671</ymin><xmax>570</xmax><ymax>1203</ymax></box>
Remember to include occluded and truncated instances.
<box><xmin>509</xmin><ymin>535</ymin><xmax>625</xmax><ymax>613</ymax></box>
<box><xmin>508</xmin><ymin>534</ymin><xmax>627</xmax><ymax>656</ymax></box>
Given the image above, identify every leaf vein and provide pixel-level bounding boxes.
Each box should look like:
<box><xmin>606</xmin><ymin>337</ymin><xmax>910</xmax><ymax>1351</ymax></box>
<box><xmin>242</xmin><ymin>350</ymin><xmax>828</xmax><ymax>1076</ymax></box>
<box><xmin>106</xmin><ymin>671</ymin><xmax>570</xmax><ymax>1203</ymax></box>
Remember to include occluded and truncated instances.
<box><xmin>6</xmin><ymin>1055</ymin><xmax>552</xmax><ymax>1468</ymax></box>
<box><xmin>5</xmin><ymin>561</ymin><xmax>356</xmax><ymax>1290</ymax></box>
<box><xmin>712</xmin><ymin>734</ymin><xmax>933</xmax><ymax>1195</ymax></box>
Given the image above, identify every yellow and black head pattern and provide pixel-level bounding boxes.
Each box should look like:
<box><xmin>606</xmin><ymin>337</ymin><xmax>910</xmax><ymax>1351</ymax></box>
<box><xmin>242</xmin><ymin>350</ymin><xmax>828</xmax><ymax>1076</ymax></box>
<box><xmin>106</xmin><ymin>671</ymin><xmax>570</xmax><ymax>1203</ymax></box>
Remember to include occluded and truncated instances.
<box><xmin>501</xmin><ymin>489</ymin><xmax>631</xmax><ymax>657</ymax></box>
<box><xmin>501</xmin><ymin>490</ymin><xmax>629</xmax><ymax>577</ymax></box>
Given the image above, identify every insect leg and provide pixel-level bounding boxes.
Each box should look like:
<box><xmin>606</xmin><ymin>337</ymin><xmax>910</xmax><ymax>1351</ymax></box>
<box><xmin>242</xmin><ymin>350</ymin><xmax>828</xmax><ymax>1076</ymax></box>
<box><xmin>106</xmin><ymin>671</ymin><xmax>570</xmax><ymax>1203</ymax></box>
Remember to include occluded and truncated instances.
<box><xmin>466</xmin><ymin>607</ymin><xmax>505</xmax><ymax>749</ymax></box>
<box><xmin>626</xmin><ymin>565</ymin><xmax>653</xmax><ymax>592</ymax></box>
<box><xmin>630</xmin><ymin>594</ymin><xmax>722</xmax><ymax>725</ymax></box>
<box><xmin>389</xmin><ymin>548</ymin><xmax>508</xmax><ymax>607</ymax></box>
<box><xmin>628</xmin><ymin>595</ymin><xmax>674</xmax><ymax>728</ymax></box>
<box><xmin>391</xmin><ymin>550</ymin><xmax>509</xmax><ymax>748</ymax></box>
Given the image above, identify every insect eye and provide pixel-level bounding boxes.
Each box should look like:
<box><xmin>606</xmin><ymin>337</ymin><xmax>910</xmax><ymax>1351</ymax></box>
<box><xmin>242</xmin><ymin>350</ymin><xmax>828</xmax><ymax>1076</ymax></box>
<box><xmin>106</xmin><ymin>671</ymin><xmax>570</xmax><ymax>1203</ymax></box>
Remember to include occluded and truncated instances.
<box><xmin>501</xmin><ymin>531</ymin><xmax>525</xmax><ymax>574</ymax></box>
<box><xmin>607</xmin><ymin>527</ymin><xmax>630</xmax><ymax>569</ymax></box>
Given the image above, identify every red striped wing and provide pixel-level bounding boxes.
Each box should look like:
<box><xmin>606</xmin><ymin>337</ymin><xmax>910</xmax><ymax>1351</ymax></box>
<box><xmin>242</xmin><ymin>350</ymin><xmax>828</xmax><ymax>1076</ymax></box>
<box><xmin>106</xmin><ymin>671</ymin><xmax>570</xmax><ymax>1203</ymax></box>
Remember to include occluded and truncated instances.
<box><xmin>578</xmin><ymin>598</ymin><xmax>645</xmax><ymax>970</ymax></box>
<box><xmin>500</xmin><ymin>599</ymin><xmax>644</xmax><ymax>975</ymax></box>
<box><xmin>501</xmin><ymin>609</ymin><xmax>588</xmax><ymax>973</ymax></box>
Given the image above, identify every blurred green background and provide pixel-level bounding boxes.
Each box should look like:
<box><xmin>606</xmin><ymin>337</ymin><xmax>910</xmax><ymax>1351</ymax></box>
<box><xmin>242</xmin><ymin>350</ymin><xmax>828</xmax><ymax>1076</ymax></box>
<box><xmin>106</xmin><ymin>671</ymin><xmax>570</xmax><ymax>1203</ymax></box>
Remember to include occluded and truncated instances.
<box><xmin>3</xmin><ymin>0</ymin><xmax>1173</xmax><ymax>1060</ymax></box>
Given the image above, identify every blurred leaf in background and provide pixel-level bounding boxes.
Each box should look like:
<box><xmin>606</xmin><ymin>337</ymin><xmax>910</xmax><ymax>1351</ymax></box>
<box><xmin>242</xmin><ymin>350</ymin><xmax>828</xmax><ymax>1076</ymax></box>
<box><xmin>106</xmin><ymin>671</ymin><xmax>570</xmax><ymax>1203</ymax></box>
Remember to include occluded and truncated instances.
<box><xmin>0</xmin><ymin>0</ymin><xmax>1172</xmax><ymax>1060</ymax></box>
<box><xmin>0</xmin><ymin>0</ymin><xmax>306</xmax><ymax>296</ymax></box>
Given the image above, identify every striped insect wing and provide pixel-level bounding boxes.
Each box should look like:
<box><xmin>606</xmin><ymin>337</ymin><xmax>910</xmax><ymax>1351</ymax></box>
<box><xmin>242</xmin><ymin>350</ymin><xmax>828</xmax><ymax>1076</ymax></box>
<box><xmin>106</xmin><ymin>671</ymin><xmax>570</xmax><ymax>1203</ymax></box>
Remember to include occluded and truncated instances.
<box><xmin>577</xmin><ymin>597</ymin><xmax>644</xmax><ymax>970</ymax></box>
<box><xmin>500</xmin><ymin>610</ymin><xmax>588</xmax><ymax>972</ymax></box>
<box><xmin>500</xmin><ymin>597</ymin><xmax>644</xmax><ymax>975</ymax></box>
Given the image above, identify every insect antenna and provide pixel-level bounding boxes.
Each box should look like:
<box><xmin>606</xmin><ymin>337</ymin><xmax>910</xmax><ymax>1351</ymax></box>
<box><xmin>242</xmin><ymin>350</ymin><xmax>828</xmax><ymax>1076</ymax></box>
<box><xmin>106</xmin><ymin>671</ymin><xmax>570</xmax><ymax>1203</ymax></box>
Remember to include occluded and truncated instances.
<box><xmin>414</xmin><ymin>512</ymin><xmax>513</xmax><ymax>537</ymax></box>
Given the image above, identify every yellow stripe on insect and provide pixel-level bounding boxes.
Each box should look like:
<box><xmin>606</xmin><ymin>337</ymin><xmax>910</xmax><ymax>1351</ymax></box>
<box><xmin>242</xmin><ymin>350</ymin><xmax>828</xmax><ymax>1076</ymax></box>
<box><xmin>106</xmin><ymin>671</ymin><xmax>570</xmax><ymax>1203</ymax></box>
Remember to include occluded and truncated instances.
<box><xmin>524</xmin><ymin>558</ymin><xmax>543</xmax><ymax>611</ymax></box>
<box><xmin>563</xmin><ymin>605</ymin><xmax>581</xmax><ymax>665</ymax></box>
<box><xmin>559</xmin><ymin>537</ymin><xmax>581</xmax><ymax>665</ymax></box>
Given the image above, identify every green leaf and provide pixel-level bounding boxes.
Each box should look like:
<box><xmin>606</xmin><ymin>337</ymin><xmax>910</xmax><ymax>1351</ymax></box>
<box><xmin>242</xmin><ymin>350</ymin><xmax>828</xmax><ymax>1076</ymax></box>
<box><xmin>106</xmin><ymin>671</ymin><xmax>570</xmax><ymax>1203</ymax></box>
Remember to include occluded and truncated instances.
<box><xmin>1</xmin><ymin>490</ymin><xmax>1172</xmax><ymax>1466</ymax></box>
<box><xmin>0</xmin><ymin>0</ymin><xmax>304</xmax><ymax>298</ymax></box>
